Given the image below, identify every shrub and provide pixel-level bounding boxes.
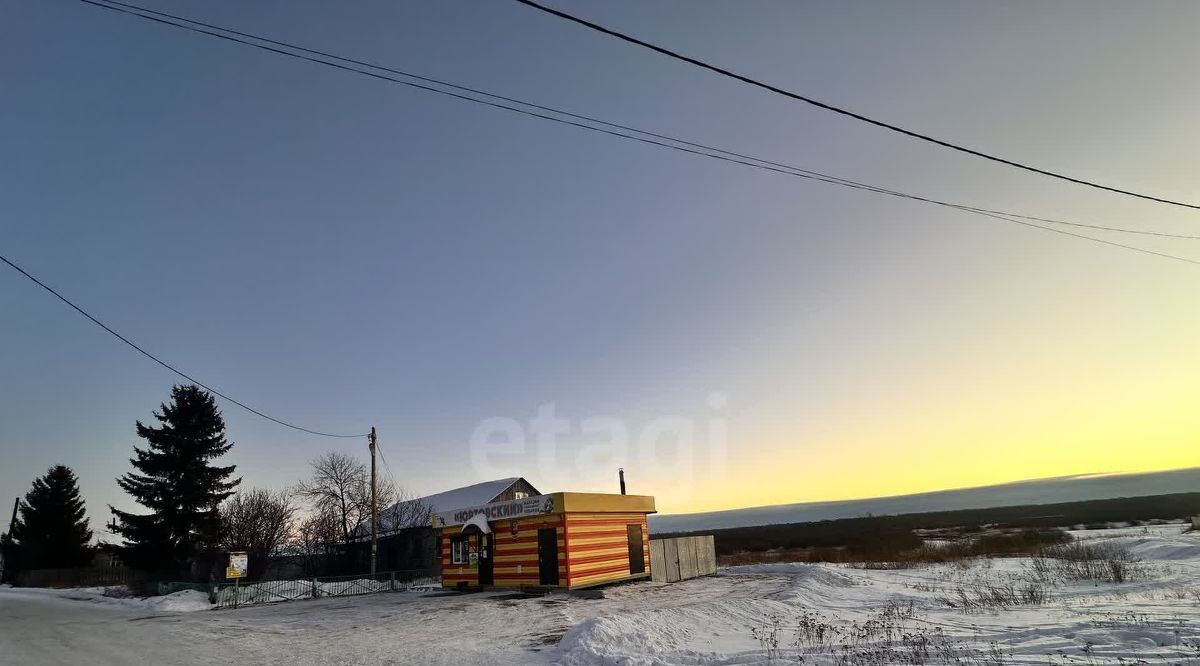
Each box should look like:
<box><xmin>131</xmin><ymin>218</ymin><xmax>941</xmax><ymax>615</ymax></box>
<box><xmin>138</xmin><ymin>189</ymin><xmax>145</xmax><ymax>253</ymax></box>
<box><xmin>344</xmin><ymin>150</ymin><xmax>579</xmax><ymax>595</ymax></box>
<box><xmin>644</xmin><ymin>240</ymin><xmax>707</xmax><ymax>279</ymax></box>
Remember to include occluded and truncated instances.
<box><xmin>1029</xmin><ymin>542</ymin><xmax>1149</xmax><ymax>584</ymax></box>
<box><xmin>937</xmin><ymin>581</ymin><xmax>1049</xmax><ymax>611</ymax></box>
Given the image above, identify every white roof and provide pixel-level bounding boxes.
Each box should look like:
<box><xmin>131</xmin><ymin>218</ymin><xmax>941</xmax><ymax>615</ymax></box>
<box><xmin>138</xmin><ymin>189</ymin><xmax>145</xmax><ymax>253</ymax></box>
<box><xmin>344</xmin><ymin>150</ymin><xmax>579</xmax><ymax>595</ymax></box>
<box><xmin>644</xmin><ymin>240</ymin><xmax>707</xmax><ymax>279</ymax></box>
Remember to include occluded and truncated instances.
<box><xmin>416</xmin><ymin>477</ymin><xmax>525</xmax><ymax>514</ymax></box>
<box><xmin>365</xmin><ymin>477</ymin><xmax>530</xmax><ymax>537</ymax></box>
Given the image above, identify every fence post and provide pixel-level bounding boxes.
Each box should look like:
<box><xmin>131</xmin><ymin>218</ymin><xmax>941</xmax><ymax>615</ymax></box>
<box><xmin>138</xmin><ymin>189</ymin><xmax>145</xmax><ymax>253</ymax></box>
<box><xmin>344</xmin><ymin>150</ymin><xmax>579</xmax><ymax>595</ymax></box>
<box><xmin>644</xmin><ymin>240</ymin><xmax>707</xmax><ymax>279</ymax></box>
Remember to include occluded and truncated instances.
<box><xmin>390</xmin><ymin>571</ymin><xmax>395</xmax><ymax>592</ymax></box>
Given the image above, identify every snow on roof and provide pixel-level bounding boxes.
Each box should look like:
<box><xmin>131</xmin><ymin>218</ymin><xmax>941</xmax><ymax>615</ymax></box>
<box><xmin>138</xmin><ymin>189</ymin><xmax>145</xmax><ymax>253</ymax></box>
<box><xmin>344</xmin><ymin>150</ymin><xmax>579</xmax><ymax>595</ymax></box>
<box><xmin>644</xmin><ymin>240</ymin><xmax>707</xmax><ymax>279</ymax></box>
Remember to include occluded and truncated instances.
<box><xmin>366</xmin><ymin>477</ymin><xmax>531</xmax><ymax>536</ymax></box>
<box><xmin>417</xmin><ymin>477</ymin><xmax>525</xmax><ymax>514</ymax></box>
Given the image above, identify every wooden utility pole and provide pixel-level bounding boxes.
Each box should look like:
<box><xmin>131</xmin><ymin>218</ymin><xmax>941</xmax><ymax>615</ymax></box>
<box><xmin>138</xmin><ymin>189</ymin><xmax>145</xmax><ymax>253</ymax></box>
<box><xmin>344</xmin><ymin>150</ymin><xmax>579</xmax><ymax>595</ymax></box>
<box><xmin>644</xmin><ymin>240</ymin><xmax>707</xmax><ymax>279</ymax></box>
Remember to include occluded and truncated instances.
<box><xmin>368</xmin><ymin>426</ymin><xmax>378</xmax><ymax>576</ymax></box>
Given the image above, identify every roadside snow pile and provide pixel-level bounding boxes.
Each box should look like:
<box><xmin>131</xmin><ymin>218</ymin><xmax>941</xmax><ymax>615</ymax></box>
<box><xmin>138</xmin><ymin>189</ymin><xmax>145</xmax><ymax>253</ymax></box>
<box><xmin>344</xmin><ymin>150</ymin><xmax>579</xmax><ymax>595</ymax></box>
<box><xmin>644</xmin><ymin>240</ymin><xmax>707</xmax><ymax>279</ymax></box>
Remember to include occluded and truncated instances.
<box><xmin>3</xmin><ymin>585</ymin><xmax>213</xmax><ymax>612</ymax></box>
<box><xmin>150</xmin><ymin>590</ymin><xmax>213</xmax><ymax>612</ymax></box>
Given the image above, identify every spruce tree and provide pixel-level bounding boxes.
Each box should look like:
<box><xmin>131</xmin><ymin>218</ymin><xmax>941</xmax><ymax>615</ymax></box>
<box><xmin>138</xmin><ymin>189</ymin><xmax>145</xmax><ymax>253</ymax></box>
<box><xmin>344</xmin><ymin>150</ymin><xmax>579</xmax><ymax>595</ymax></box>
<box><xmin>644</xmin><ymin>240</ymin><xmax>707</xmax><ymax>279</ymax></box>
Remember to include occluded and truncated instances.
<box><xmin>110</xmin><ymin>385</ymin><xmax>240</xmax><ymax>574</ymax></box>
<box><xmin>11</xmin><ymin>465</ymin><xmax>94</xmax><ymax>569</ymax></box>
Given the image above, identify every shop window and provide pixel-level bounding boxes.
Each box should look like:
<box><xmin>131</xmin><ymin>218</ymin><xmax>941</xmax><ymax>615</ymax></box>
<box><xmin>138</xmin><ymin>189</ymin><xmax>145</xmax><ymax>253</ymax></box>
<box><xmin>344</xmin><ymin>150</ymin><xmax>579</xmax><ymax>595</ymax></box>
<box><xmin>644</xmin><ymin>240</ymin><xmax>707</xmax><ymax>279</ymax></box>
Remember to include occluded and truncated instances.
<box><xmin>451</xmin><ymin>537</ymin><xmax>469</xmax><ymax>565</ymax></box>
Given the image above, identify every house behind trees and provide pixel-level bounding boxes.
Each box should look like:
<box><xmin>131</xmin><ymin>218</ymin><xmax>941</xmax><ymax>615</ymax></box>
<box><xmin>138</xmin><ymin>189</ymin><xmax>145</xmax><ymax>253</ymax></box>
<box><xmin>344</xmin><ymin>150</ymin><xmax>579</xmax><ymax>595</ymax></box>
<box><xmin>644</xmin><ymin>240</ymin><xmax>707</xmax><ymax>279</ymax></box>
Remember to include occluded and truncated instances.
<box><xmin>345</xmin><ymin>477</ymin><xmax>541</xmax><ymax>574</ymax></box>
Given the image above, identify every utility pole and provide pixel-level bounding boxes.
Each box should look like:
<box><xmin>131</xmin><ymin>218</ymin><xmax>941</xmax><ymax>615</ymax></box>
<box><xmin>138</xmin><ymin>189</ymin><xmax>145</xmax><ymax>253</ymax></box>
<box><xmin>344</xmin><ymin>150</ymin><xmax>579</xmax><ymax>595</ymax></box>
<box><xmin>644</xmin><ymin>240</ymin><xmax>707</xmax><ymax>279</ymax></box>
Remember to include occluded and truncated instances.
<box><xmin>368</xmin><ymin>426</ymin><xmax>378</xmax><ymax>577</ymax></box>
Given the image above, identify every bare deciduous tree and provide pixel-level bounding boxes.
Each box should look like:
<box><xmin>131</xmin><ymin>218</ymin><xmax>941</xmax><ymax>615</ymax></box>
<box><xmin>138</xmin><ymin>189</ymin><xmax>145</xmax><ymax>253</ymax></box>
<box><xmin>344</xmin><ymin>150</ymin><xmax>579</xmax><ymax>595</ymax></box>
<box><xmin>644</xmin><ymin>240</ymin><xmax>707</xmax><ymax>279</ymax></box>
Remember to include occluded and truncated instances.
<box><xmin>380</xmin><ymin>486</ymin><xmax>434</xmax><ymax>535</ymax></box>
<box><xmin>291</xmin><ymin>505</ymin><xmax>341</xmax><ymax>577</ymax></box>
<box><xmin>295</xmin><ymin>452</ymin><xmax>406</xmax><ymax>544</ymax></box>
<box><xmin>219</xmin><ymin>488</ymin><xmax>297</xmax><ymax>580</ymax></box>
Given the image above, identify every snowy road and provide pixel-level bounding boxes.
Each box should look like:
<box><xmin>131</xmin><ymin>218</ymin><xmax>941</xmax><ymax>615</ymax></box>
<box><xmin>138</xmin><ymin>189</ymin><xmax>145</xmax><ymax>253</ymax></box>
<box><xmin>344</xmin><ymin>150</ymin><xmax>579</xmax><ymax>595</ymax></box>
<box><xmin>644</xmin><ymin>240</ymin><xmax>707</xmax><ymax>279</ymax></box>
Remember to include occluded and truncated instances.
<box><xmin>0</xmin><ymin>574</ymin><xmax>759</xmax><ymax>664</ymax></box>
<box><xmin>0</xmin><ymin>589</ymin><xmax>221</xmax><ymax>665</ymax></box>
<box><xmin>2</xmin><ymin>525</ymin><xmax>1199</xmax><ymax>665</ymax></box>
<box><xmin>0</xmin><ymin>585</ymin><xmax>564</xmax><ymax>665</ymax></box>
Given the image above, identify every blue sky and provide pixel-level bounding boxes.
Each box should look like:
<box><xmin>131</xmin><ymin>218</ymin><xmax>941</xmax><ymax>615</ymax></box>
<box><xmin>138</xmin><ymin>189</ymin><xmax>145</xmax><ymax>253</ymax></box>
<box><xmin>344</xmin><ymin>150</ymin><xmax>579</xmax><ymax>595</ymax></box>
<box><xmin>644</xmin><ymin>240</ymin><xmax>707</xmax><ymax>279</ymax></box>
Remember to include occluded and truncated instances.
<box><xmin>3</xmin><ymin>1</ymin><xmax>1199</xmax><ymax>533</ymax></box>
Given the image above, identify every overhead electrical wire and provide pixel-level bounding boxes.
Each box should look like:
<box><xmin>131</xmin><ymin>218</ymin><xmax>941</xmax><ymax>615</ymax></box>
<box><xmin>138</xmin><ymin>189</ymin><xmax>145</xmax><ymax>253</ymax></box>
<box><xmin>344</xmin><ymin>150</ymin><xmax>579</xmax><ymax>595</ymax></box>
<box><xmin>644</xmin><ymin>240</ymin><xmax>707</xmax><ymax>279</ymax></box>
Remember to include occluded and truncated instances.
<box><xmin>83</xmin><ymin>1</ymin><xmax>1200</xmax><ymax>243</ymax></box>
<box><xmin>0</xmin><ymin>253</ymin><xmax>369</xmax><ymax>439</ymax></box>
<box><xmin>375</xmin><ymin>442</ymin><xmax>403</xmax><ymax>504</ymax></box>
<box><xmin>376</xmin><ymin>442</ymin><xmax>397</xmax><ymax>486</ymax></box>
<box><xmin>77</xmin><ymin>0</ymin><xmax>1200</xmax><ymax>268</ymax></box>
<box><xmin>512</xmin><ymin>0</ymin><xmax>1200</xmax><ymax>212</ymax></box>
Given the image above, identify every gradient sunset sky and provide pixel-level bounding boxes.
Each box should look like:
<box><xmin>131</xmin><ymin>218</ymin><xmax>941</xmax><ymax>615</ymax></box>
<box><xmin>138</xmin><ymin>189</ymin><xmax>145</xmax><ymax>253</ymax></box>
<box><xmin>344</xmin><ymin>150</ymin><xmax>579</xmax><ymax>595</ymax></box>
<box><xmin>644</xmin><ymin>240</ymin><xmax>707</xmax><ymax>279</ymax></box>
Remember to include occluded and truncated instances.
<box><xmin>3</xmin><ymin>1</ymin><xmax>1199</xmax><ymax>529</ymax></box>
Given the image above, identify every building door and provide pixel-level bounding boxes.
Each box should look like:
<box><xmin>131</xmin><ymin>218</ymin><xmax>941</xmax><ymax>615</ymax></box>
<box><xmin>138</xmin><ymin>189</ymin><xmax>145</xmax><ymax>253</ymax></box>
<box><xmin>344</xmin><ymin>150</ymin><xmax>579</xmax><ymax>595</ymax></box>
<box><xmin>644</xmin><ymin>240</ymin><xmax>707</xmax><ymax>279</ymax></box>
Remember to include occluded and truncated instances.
<box><xmin>627</xmin><ymin>524</ymin><xmax>645</xmax><ymax>574</ymax></box>
<box><xmin>478</xmin><ymin>533</ymin><xmax>494</xmax><ymax>586</ymax></box>
<box><xmin>537</xmin><ymin>528</ymin><xmax>559</xmax><ymax>586</ymax></box>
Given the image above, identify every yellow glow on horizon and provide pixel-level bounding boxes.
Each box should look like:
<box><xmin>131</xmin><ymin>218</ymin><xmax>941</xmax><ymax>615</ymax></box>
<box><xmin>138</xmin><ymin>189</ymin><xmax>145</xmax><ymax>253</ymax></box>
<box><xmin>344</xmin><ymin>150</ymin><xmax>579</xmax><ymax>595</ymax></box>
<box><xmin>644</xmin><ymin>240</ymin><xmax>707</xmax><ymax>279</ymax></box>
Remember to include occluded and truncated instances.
<box><xmin>660</xmin><ymin>456</ymin><xmax>1200</xmax><ymax>517</ymax></box>
<box><xmin>654</xmin><ymin>365</ymin><xmax>1200</xmax><ymax>516</ymax></box>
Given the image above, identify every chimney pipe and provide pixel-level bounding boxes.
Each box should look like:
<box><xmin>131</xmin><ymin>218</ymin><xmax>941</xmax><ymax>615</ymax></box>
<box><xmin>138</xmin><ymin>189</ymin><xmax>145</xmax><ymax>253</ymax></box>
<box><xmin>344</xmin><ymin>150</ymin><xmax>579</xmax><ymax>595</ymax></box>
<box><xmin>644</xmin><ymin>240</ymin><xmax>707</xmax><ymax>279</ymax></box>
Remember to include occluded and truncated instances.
<box><xmin>619</xmin><ymin>468</ymin><xmax>626</xmax><ymax>495</ymax></box>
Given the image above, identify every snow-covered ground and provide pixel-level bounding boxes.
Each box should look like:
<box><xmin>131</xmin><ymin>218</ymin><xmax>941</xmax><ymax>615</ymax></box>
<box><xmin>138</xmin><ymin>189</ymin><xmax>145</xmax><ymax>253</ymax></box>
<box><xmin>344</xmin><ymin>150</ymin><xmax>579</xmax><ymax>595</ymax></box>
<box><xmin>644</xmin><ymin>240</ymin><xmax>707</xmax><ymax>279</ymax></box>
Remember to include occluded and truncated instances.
<box><xmin>0</xmin><ymin>584</ymin><xmax>214</xmax><ymax>612</ymax></box>
<box><xmin>1</xmin><ymin>525</ymin><xmax>1197</xmax><ymax>664</ymax></box>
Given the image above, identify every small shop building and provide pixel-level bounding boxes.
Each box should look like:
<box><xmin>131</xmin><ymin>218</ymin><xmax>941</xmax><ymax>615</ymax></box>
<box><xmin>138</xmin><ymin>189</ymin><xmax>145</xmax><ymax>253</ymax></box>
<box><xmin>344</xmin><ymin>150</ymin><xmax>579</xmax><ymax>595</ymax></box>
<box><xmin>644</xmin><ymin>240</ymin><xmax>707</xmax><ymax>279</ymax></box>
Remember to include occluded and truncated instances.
<box><xmin>435</xmin><ymin>482</ymin><xmax>656</xmax><ymax>590</ymax></box>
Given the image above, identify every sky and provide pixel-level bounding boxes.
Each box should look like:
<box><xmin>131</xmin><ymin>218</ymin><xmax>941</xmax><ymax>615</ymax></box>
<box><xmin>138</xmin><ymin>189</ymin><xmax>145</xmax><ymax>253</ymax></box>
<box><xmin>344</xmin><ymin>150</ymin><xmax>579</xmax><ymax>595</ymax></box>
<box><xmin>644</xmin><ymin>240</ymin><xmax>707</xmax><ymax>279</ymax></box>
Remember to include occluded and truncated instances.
<box><xmin>3</xmin><ymin>1</ymin><xmax>1200</xmax><ymax>536</ymax></box>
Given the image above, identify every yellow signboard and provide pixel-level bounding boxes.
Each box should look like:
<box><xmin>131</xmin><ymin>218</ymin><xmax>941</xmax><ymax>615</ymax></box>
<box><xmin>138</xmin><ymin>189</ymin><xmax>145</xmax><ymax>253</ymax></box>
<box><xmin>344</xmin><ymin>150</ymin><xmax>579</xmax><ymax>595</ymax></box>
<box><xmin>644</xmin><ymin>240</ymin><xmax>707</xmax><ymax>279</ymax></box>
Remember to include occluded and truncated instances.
<box><xmin>226</xmin><ymin>551</ymin><xmax>248</xmax><ymax>579</ymax></box>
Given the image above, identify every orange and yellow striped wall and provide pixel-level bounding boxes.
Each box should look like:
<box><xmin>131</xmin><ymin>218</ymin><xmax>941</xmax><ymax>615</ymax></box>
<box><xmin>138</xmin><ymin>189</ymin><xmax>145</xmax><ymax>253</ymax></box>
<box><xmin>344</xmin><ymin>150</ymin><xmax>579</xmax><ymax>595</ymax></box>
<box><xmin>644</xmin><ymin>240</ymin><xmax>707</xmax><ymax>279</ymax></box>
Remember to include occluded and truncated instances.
<box><xmin>439</xmin><ymin>492</ymin><xmax>655</xmax><ymax>590</ymax></box>
<box><xmin>564</xmin><ymin>512</ymin><xmax>650</xmax><ymax>588</ymax></box>
<box><xmin>440</xmin><ymin>513</ymin><xmax>565</xmax><ymax>588</ymax></box>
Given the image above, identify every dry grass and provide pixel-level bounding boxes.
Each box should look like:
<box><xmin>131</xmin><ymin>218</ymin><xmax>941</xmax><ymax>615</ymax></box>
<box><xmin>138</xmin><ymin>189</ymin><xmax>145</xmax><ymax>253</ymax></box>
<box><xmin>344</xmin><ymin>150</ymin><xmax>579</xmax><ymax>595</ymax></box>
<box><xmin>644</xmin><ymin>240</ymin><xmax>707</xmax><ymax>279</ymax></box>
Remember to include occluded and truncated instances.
<box><xmin>936</xmin><ymin>581</ymin><xmax>1050</xmax><ymax>611</ymax></box>
<box><xmin>751</xmin><ymin>601</ymin><xmax>1013</xmax><ymax>665</ymax></box>
<box><xmin>1028</xmin><ymin>542</ymin><xmax>1150</xmax><ymax>584</ymax></box>
<box><xmin>723</xmin><ymin>528</ymin><xmax>1072</xmax><ymax>569</ymax></box>
<box><xmin>720</xmin><ymin>547</ymin><xmax>818</xmax><ymax>567</ymax></box>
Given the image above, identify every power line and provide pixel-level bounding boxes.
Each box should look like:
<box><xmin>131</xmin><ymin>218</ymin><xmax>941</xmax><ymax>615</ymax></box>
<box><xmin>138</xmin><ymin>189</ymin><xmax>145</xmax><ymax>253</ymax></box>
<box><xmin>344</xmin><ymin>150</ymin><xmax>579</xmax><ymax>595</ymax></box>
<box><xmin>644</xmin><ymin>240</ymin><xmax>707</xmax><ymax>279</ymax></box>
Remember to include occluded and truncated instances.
<box><xmin>912</xmin><ymin>207</ymin><xmax>1200</xmax><ymax>268</ymax></box>
<box><xmin>375</xmin><ymin>441</ymin><xmax>401</xmax><ymax>496</ymax></box>
<box><xmin>0</xmin><ymin>253</ymin><xmax>368</xmax><ymax>439</ymax></box>
<box><xmin>512</xmin><ymin>0</ymin><xmax>1200</xmax><ymax>212</ymax></box>
<box><xmin>82</xmin><ymin>1</ymin><xmax>1200</xmax><ymax>242</ymax></box>
<box><xmin>76</xmin><ymin>0</ymin><xmax>1200</xmax><ymax>267</ymax></box>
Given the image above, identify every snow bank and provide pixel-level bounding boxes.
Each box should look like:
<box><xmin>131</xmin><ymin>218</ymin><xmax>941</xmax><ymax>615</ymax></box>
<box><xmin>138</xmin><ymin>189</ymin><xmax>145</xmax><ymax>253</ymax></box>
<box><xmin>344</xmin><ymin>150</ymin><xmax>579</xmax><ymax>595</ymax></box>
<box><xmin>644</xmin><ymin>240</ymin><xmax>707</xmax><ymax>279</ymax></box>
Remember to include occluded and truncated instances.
<box><xmin>556</xmin><ymin>564</ymin><xmax>860</xmax><ymax>665</ymax></box>
<box><xmin>150</xmin><ymin>590</ymin><xmax>213</xmax><ymax>612</ymax></box>
<box><xmin>557</xmin><ymin>601</ymin><xmax>776</xmax><ymax>666</ymax></box>
<box><xmin>1120</xmin><ymin>534</ymin><xmax>1200</xmax><ymax>561</ymax></box>
<box><xmin>1065</xmin><ymin>524</ymin><xmax>1200</xmax><ymax>561</ymax></box>
<box><xmin>5</xmin><ymin>586</ymin><xmax>213</xmax><ymax>612</ymax></box>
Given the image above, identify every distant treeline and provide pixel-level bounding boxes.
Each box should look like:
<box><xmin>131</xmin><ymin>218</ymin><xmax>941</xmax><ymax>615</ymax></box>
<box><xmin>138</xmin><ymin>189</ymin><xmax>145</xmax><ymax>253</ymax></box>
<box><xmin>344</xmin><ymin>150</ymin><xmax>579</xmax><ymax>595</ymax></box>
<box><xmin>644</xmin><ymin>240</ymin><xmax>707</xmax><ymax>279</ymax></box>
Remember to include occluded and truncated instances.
<box><xmin>658</xmin><ymin>492</ymin><xmax>1200</xmax><ymax>556</ymax></box>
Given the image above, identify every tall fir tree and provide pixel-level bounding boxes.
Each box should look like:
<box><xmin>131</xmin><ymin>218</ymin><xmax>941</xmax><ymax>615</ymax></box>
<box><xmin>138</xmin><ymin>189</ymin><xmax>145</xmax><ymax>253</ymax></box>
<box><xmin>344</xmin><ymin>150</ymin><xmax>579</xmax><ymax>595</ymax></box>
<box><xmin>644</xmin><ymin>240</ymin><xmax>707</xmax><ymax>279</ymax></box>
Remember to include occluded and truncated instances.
<box><xmin>110</xmin><ymin>385</ymin><xmax>240</xmax><ymax>574</ymax></box>
<box><xmin>11</xmin><ymin>465</ymin><xmax>94</xmax><ymax>569</ymax></box>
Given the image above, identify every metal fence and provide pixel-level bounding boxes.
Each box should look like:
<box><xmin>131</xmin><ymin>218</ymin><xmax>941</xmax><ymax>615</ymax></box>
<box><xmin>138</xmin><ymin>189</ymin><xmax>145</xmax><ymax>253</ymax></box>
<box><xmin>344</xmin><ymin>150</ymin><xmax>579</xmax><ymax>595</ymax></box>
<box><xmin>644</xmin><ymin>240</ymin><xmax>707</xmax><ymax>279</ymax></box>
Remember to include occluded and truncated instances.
<box><xmin>210</xmin><ymin>569</ymin><xmax>439</xmax><ymax>610</ymax></box>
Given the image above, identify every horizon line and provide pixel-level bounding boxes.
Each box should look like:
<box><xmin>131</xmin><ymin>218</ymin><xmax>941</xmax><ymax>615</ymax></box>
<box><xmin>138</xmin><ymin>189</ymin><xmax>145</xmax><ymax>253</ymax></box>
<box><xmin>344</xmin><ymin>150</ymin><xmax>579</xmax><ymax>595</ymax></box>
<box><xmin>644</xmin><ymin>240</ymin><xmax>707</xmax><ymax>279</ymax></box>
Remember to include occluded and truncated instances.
<box><xmin>655</xmin><ymin>465</ymin><xmax>1200</xmax><ymax>519</ymax></box>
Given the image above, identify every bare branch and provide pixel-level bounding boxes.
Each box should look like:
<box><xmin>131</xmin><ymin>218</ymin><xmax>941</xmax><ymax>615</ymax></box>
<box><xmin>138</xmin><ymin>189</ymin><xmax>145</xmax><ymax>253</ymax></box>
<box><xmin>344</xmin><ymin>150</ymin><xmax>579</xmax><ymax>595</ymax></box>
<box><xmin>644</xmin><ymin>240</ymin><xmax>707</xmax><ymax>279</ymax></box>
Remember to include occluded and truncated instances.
<box><xmin>219</xmin><ymin>488</ymin><xmax>297</xmax><ymax>580</ymax></box>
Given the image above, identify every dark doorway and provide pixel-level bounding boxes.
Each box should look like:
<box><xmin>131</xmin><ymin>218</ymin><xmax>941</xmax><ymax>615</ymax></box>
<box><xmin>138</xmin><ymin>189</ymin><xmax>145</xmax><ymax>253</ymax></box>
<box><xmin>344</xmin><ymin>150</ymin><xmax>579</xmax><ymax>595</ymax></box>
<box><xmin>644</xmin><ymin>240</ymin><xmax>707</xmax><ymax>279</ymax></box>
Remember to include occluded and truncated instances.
<box><xmin>478</xmin><ymin>533</ymin><xmax>494</xmax><ymax>586</ymax></box>
<box><xmin>537</xmin><ymin>528</ymin><xmax>559</xmax><ymax>586</ymax></box>
<box><xmin>627</xmin><ymin>524</ymin><xmax>645</xmax><ymax>574</ymax></box>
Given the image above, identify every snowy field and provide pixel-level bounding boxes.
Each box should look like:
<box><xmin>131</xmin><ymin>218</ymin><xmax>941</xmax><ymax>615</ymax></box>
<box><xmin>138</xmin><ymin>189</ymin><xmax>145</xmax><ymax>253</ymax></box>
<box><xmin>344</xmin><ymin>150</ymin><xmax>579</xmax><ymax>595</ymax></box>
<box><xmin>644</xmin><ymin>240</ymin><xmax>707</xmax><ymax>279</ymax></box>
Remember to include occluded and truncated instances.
<box><xmin>1</xmin><ymin>525</ymin><xmax>1197</xmax><ymax>665</ymax></box>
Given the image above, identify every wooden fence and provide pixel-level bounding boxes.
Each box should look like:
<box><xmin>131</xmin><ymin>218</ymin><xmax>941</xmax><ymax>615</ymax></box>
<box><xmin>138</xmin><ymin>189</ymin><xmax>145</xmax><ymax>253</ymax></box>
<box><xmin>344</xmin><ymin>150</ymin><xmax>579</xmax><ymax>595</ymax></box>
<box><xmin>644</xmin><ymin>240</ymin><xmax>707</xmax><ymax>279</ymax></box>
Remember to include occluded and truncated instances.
<box><xmin>649</xmin><ymin>535</ymin><xmax>716</xmax><ymax>583</ymax></box>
